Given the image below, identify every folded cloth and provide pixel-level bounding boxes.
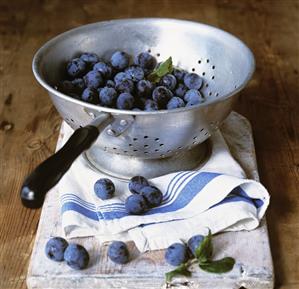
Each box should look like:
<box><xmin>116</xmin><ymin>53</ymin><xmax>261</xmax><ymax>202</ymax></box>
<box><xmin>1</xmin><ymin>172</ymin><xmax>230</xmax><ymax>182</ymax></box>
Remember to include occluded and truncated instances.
<box><xmin>58</xmin><ymin>112</ymin><xmax>270</xmax><ymax>252</ymax></box>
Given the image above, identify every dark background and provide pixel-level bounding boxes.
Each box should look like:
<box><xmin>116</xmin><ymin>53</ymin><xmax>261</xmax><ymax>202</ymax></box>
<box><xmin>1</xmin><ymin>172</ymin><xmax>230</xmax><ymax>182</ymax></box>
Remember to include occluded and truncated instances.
<box><xmin>0</xmin><ymin>0</ymin><xmax>298</xmax><ymax>288</ymax></box>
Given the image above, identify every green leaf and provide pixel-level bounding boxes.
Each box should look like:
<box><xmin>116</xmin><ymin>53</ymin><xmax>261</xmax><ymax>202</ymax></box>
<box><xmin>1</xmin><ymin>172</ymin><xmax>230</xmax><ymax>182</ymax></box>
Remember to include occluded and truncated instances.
<box><xmin>147</xmin><ymin>57</ymin><xmax>173</xmax><ymax>83</ymax></box>
<box><xmin>165</xmin><ymin>263</ymin><xmax>192</xmax><ymax>283</ymax></box>
<box><xmin>195</xmin><ymin>229</ymin><xmax>213</xmax><ymax>264</ymax></box>
<box><xmin>199</xmin><ymin>257</ymin><xmax>235</xmax><ymax>274</ymax></box>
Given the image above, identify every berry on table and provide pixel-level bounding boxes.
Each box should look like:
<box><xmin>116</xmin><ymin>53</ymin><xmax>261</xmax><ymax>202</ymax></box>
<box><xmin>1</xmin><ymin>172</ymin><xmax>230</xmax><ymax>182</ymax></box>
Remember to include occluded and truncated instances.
<box><xmin>187</xmin><ymin>234</ymin><xmax>205</xmax><ymax>256</ymax></box>
<box><xmin>45</xmin><ymin>237</ymin><xmax>68</xmax><ymax>262</ymax></box>
<box><xmin>165</xmin><ymin>243</ymin><xmax>189</xmax><ymax>266</ymax></box>
<box><xmin>64</xmin><ymin>244</ymin><xmax>89</xmax><ymax>270</ymax></box>
<box><xmin>108</xmin><ymin>241</ymin><xmax>130</xmax><ymax>264</ymax></box>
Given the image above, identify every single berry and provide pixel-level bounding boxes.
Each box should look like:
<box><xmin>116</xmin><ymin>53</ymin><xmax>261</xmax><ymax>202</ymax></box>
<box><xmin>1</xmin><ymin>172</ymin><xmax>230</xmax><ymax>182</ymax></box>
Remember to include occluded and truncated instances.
<box><xmin>165</xmin><ymin>243</ymin><xmax>189</xmax><ymax>266</ymax></box>
<box><xmin>175</xmin><ymin>83</ymin><xmax>188</xmax><ymax>98</ymax></box>
<box><xmin>187</xmin><ymin>234</ymin><xmax>205</xmax><ymax>256</ymax></box>
<box><xmin>136</xmin><ymin>79</ymin><xmax>154</xmax><ymax>98</ymax></box>
<box><xmin>72</xmin><ymin>78</ymin><xmax>85</xmax><ymax>94</ymax></box>
<box><xmin>167</xmin><ymin>97</ymin><xmax>185</xmax><ymax>110</ymax></box>
<box><xmin>108</xmin><ymin>241</ymin><xmax>130</xmax><ymax>264</ymax></box>
<box><xmin>93</xmin><ymin>62</ymin><xmax>112</xmax><ymax>79</ymax></box>
<box><xmin>144</xmin><ymin>99</ymin><xmax>158</xmax><ymax>111</ymax></box>
<box><xmin>125</xmin><ymin>194</ymin><xmax>148</xmax><ymax>215</ymax></box>
<box><xmin>116</xmin><ymin>92</ymin><xmax>135</xmax><ymax>110</ymax></box>
<box><xmin>128</xmin><ymin>176</ymin><xmax>149</xmax><ymax>194</ymax></box>
<box><xmin>64</xmin><ymin>244</ymin><xmax>89</xmax><ymax>270</ymax></box>
<box><xmin>173</xmin><ymin>68</ymin><xmax>186</xmax><ymax>83</ymax></box>
<box><xmin>94</xmin><ymin>178</ymin><xmax>115</xmax><ymax>200</ymax></box>
<box><xmin>160</xmin><ymin>74</ymin><xmax>177</xmax><ymax>91</ymax></box>
<box><xmin>114</xmin><ymin>72</ymin><xmax>129</xmax><ymax>84</ymax></box>
<box><xmin>184</xmin><ymin>89</ymin><xmax>204</xmax><ymax>106</ymax></box>
<box><xmin>106</xmin><ymin>80</ymin><xmax>115</xmax><ymax>88</ymax></box>
<box><xmin>134</xmin><ymin>52</ymin><xmax>157</xmax><ymax>72</ymax></box>
<box><xmin>83</xmin><ymin>70</ymin><xmax>104</xmax><ymax>89</ymax></box>
<box><xmin>81</xmin><ymin>88</ymin><xmax>99</xmax><ymax>104</ymax></box>
<box><xmin>152</xmin><ymin>86</ymin><xmax>173</xmax><ymax>109</ymax></box>
<box><xmin>125</xmin><ymin>66</ymin><xmax>144</xmax><ymax>82</ymax></box>
<box><xmin>67</xmin><ymin>58</ymin><xmax>87</xmax><ymax>78</ymax></box>
<box><xmin>115</xmin><ymin>79</ymin><xmax>134</xmax><ymax>93</ymax></box>
<box><xmin>184</xmin><ymin>73</ymin><xmax>203</xmax><ymax>90</ymax></box>
<box><xmin>111</xmin><ymin>51</ymin><xmax>130</xmax><ymax>70</ymax></box>
<box><xmin>141</xmin><ymin>186</ymin><xmax>163</xmax><ymax>207</ymax></box>
<box><xmin>45</xmin><ymin>237</ymin><xmax>68</xmax><ymax>262</ymax></box>
<box><xmin>99</xmin><ymin>87</ymin><xmax>118</xmax><ymax>107</ymax></box>
<box><xmin>80</xmin><ymin>52</ymin><xmax>99</xmax><ymax>66</ymax></box>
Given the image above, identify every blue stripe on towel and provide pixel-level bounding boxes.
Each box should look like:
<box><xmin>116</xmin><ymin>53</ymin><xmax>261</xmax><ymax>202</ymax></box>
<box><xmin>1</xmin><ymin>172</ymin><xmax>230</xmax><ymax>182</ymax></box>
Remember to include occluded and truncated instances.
<box><xmin>61</xmin><ymin>202</ymin><xmax>99</xmax><ymax>221</ymax></box>
<box><xmin>232</xmin><ymin>187</ymin><xmax>264</xmax><ymax>208</ymax></box>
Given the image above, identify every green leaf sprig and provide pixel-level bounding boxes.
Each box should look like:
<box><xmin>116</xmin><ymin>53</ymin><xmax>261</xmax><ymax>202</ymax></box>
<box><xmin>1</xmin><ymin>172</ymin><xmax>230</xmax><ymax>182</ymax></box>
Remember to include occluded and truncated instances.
<box><xmin>165</xmin><ymin>229</ymin><xmax>235</xmax><ymax>284</ymax></box>
<box><xmin>147</xmin><ymin>57</ymin><xmax>173</xmax><ymax>83</ymax></box>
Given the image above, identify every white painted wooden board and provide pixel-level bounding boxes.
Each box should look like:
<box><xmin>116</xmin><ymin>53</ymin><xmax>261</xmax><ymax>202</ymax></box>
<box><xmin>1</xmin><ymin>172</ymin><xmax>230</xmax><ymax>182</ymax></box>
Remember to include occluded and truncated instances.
<box><xmin>27</xmin><ymin>112</ymin><xmax>274</xmax><ymax>289</ymax></box>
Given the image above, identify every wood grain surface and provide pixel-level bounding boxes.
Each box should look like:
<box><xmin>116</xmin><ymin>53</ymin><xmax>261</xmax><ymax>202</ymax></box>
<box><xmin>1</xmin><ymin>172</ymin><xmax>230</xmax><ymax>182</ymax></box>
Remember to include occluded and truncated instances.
<box><xmin>0</xmin><ymin>0</ymin><xmax>298</xmax><ymax>288</ymax></box>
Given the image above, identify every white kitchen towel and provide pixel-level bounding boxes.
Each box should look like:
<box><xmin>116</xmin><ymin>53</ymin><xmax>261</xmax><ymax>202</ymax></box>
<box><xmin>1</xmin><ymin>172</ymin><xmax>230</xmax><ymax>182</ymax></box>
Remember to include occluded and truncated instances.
<box><xmin>58</xmin><ymin>113</ymin><xmax>270</xmax><ymax>252</ymax></box>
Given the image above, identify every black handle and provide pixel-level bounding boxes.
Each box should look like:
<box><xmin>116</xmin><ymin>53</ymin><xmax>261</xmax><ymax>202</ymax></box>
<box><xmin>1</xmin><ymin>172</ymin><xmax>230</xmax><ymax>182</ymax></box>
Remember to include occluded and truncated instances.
<box><xmin>20</xmin><ymin>125</ymin><xmax>99</xmax><ymax>209</ymax></box>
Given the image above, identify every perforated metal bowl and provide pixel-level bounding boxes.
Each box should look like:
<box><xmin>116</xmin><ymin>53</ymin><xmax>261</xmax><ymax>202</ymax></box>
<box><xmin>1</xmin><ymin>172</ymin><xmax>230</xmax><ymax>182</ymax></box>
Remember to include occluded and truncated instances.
<box><xmin>32</xmin><ymin>18</ymin><xmax>255</xmax><ymax>179</ymax></box>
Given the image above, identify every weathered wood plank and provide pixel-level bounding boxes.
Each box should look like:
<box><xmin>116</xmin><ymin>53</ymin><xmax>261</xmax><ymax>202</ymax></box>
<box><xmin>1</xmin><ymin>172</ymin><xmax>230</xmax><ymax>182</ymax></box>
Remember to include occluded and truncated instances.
<box><xmin>27</xmin><ymin>113</ymin><xmax>274</xmax><ymax>289</ymax></box>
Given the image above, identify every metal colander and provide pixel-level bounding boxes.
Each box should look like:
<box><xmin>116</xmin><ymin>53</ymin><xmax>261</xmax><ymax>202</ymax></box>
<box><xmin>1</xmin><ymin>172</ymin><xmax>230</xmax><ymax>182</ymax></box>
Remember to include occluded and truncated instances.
<box><xmin>21</xmin><ymin>18</ymin><xmax>255</xmax><ymax>208</ymax></box>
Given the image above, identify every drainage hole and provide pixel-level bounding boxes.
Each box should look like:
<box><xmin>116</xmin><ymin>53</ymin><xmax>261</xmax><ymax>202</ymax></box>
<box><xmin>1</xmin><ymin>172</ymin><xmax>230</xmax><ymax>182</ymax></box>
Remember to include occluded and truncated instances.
<box><xmin>167</xmin><ymin>150</ymin><xmax>172</xmax><ymax>153</ymax></box>
<box><xmin>212</xmin><ymin>65</ymin><xmax>215</xmax><ymax>69</ymax></box>
<box><xmin>193</xmin><ymin>136</ymin><xmax>198</xmax><ymax>140</ymax></box>
<box><xmin>202</xmin><ymin>72</ymin><xmax>205</xmax><ymax>76</ymax></box>
<box><xmin>211</xmin><ymin>76</ymin><xmax>215</xmax><ymax>80</ymax></box>
<box><xmin>177</xmin><ymin>146</ymin><xmax>182</xmax><ymax>150</ymax></box>
<box><xmin>133</xmin><ymin>138</ymin><xmax>138</xmax><ymax>141</ymax></box>
<box><xmin>133</xmin><ymin>149</ymin><xmax>138</xmax><ymax>152</ymax></box>
<box><xmin>144</xmin><ymin>135</ymin><xmax>149</xmax><ymax>139</ymax></box>
<box><xmin>155</xmin><ymin>138</ymin><xmax>160</xmax><ymax>142</ymax></box>
<box><xmin>206</xmin><ymin>59</ymin><xmax>210</xmax><ymax>63</ymax></box>
<box><xmin>155</xmin><ymin>149</ymin><xmax>159</xmax><ymax>152</ymax></box>
<box><xmin>113</xmin><ymin>147</ymin><xmax>117</xmax><ymax>150</ymax></box>
<box><xmin>144</xmin><ymin>151</ymin><xmax>149</xmax><ymax>154</ymax></box>
<box><xmin>129</xmin><ymin>143</ymin><xmax>133</xmax><ymax>147</ymax></box>
<box><xmin>144</xmin><ymin>144</ymin><xmax>149</xmax><ymax>148</ymax></box>
<box><xmin>198</xmin><ymin>60</ymin><xmax>201</xmax><ymax>64</ymax></box>
<box><xmin>159</xmin><ymin>143</ymin><xmax>164</xmax><ymax>147</ymax></box>
<box><xmin>192</xmin><ymin>68</ymin><xmax>195</xmax><ymax>71</ymax></box>
<box><xmin>123</xmin><ymin>150</ymin><xmax>128</xmax><ymax>153</ymax></box>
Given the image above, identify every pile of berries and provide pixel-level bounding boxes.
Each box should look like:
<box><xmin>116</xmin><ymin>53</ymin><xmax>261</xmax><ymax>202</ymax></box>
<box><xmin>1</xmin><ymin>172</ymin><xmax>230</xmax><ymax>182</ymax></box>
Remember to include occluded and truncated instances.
<box><xmin>57</xmin><ymin>51</ymin><xmax>205</xmax><ymax>110</ymax></box>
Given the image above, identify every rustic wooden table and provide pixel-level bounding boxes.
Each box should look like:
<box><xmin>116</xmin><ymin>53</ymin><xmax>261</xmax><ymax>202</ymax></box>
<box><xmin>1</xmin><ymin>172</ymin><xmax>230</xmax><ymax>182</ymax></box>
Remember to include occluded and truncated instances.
<box><xmin>0</xmin><ymin>1</ymin><xmax>298</xmax><ymax>288</ymax></box>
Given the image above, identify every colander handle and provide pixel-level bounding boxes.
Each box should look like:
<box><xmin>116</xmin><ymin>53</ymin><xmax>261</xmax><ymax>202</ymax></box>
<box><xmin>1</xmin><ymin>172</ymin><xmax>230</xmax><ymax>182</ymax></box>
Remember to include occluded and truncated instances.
<box><xmin>20</xmin><ymin>113</ymin><xmax>111</xmax><ymax>209</ymax></box>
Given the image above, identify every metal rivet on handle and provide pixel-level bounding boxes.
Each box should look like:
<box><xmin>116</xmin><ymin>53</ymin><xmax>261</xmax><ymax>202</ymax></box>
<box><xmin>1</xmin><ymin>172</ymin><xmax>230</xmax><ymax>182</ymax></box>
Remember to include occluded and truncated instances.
<box><xmin>120</xmin><ymin>119</ymin><xmax>128</xmax><ymax>126</ymax></box>
<box><xmin>107</xmin><ymin>128</ymin><xmax>116</xmax><ymax>136</ymax></box>
<box><xmin>88</xmin><ymin>112</ymin><xmax>96</xmax><ymax>119</ymax></box>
